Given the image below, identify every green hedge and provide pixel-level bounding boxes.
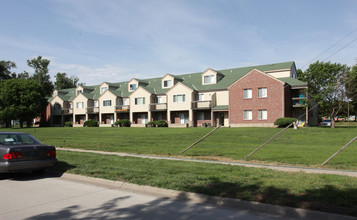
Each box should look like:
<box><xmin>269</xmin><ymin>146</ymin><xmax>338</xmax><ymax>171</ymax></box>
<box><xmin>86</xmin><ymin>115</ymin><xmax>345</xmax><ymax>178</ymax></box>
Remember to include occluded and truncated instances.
<box><xmin>83</xmin><ymin>120</ymin><xmax>98</xmax><ymax>127</ymax></box>
<box><xmin>64</xmin><ymin>121</ymin><xmax>73</xmax><ymax>127</ymax></box>
<box><xmin>115</xmin><ymin>119</ymin><xmax>131</xmax><ymax>127</ymax></box>
<box><xmin>274</xmin><ymin>117</ymin><xmax>297</xmax><ymax>128</ymax></box>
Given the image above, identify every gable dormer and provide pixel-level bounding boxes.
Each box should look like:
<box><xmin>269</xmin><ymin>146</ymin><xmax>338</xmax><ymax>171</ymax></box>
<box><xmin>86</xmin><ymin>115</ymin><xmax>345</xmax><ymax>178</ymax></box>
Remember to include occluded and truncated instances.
<box><xmin>128</xmin><ymin>78</ymin><xmax>149</xmax><ymax>92</ymax></box>
<box><xmin>161</xmin><ymin>74</ymin><xmax>174</xmax><ymax>89</ymax></box>
<box><xmin>100</xmin><ymin>83</ymin><xmax>109</xmax><ymax>94</ymax></box>
<box><xmin>75</xmin><ymin>86</ymin><xmax>84</xmax><ymax>95</ymax></box>
<box><xmin>201</xmin><ymin>68</ymin><xmax>224</xmax><ymax>85</ymax></box>
<box><xmin>128</xmin><ymin>79</ymin><xmax>139</xmax><ymax>92</ymax></box>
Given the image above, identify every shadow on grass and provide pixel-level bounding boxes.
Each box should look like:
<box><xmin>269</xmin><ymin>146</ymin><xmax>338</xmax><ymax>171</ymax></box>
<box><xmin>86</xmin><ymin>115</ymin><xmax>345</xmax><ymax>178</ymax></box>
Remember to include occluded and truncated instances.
<box><xmin>183</xmin><ymin>177</ymin><xmax>357</xmax><ymax>217</ymax></box>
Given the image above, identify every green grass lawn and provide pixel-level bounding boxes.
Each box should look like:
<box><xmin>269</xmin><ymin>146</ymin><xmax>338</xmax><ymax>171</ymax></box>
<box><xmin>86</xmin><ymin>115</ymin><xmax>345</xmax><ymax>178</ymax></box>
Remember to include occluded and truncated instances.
<box><xmin>4</xmin><ymin>126</ymin><xmax>356</xmax><ymax>170</ymax></box>
<box><xmin>53</xmin><ymin>150</ymin><xmax>357</xmax><ymax>216</ymax></box>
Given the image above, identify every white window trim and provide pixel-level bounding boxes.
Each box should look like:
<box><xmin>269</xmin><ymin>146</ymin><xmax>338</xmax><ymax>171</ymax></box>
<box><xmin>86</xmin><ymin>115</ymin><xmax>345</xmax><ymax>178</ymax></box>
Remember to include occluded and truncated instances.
<box><xmin>258</xmin><ymin>110</ymin><xmax>268</xmax><ymax>120</ymax></box>
<box><xmin>243</xmin><ymin>110</ymin><xmax>252</xmax><ymax>120</ymax></box>
<box><xmin>258</xmin><ymin>88</ymin><xmax>268</xmax><ymax>98</ymax></box>
<box><xmin>76</xmin><ymin>102</ymin><xmax>84</xmax><ymax>109</ymax></box>
<box><xmin>103</xmin><ymin>100</ymin><xmax>112</xmax><ymax>107</ymax></box>
<box><xmin>243</xmin><ymin>89</ymin><xmax>252</xmax><ymax>99</ymax></box>
<box><xmin>135</xmin><ymin>97</ymin><xmax>145</xmax><ymax>105</ymax></box>
<box><xmin>163</xmin><ymin>80</ymin><xmax>172</xmax><ymax>88</ymax></box>
<box><xmin>173</xmin><ymin>94</ymin><xmax>186</xmax><ymax>103</ymax></box>
<box><xmin>203</xmin><ymin>75</ymin><xmax>215</xmax><ymax>84</ymax></box>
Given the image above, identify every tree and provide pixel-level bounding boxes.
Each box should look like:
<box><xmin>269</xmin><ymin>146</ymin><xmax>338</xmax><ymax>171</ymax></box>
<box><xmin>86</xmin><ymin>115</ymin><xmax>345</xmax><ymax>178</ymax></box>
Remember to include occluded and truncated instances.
<box><xmin>298</xmin><ymin>61</ymin><xmax>353</xmax><ymax>128</ymax></box>
<box><xmin>0</xmin><ymin>60</ymin><xmax>16</xmax><ymax>80</ymax></box>
<box><xmin>54</xmin><ymin>72</ymin><xmax>79</xmax><ymax>90</ymax></box>
<box><xmin>27</xmin><ymin>56</ymin><xmax>54</xmax><ymax>97</ymax></box>
<box><xmin>0</xmin><ymin>79</ymin><xmax>46</xmax><ymax>128</ymax></box>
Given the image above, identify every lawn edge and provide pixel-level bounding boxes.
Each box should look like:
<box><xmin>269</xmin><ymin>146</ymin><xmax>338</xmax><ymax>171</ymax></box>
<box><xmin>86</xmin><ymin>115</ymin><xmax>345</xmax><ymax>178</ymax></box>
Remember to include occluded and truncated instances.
<box><xmin>57</xmin><ymin>171</ymin><xmax>356</xmax><ymax>220</ymax></box>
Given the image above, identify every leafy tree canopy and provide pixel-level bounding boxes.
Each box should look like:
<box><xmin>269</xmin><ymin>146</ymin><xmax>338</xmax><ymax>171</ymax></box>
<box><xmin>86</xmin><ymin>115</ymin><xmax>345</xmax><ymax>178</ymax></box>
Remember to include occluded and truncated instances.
<box><xmin>27</xmin><ymin>56</ymin><xmax>54</xmax><ymax>97</ymax></box>
<box><xmin>54</xmin><ymin>72</ymin><xmax>79</xmax><ymax>90</ymax></box>
<box><xmin>298</xmin><ymin>61</ymin><xmax>356</xmax><ymax>127</ymax></box>
<box><xmin>0</xmin><ymin>60</ymin><xmax>17</xmax><ymax>80</ymax></box>
<box><xmin>0</xmin><ymin>79</ymin><xmax>46</xmax><ymax>127</ymax></box>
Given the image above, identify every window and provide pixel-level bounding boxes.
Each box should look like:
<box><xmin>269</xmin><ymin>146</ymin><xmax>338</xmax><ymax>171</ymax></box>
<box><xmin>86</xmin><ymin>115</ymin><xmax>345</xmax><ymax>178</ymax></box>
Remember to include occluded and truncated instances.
<box><xmin>163</xmin><ymin>80</ymin><xmax>172</xmax><ymax>88</ymax></box>
<box><xmin>94</xmin><ymin>101</ymin><xmax>99</xmax><ymax>107</ymax></box>
<box><xmin>173</xmin><ymin>94</ymin><xmax>186</xmax><ymax>102</ymax></box>
<box><xmin>258</xmin><ymin>110</ymin><xmax>267</xmax><ymax>120</ymax></box>
<box><xmin>103</xmin><ymin>100</ymin><xmax>112</xmax><ymax>106</ymax></box>
<box><xmin>76</xmin><ymin>102</ymin><xmax>84</xmax><ymax>109</ymax></box>
<box><xmin>157</xmin><ymin>96</ymin><xmax>162</xmax><ymax>104</ymax></box>
<box><xmin>243</xmin><ymin>110</ymin><xmax>252</xmax><ymax>120</ymax></box>
<box><xmin>135</xmin><ymin>97</ymin><xmax>145</xmax><ymax>105</ymax></box>
<box><xmin>204</xmin><ymin>75</ymin><xmax>214</xmax><ymax>84</ymax></box>
<box><xmin>123</xmin><ymin>99</ymin><xmax>128</xmax><ymax>106</ymax></box>
<box><xmin>243</xmin><ymin>89</ymin><xmax>252</xmax><ymax>99</ymax></box>
<box><xmin>198</xmin><ymin>93</ymin><xmax>204</xmax><ymax>101</ymax></box>
<box><xmin>101</xmin><ymin>87</ymin><xmax>108</xmax><ymax>94</ymax></box>
<box><xmin>258</xmin><ymin>88</ymin><xmax>267</xmax><ymax>98</ymax></box>
<box><xmin>69</xmin><ymin>103</ymin><xmax>73</xmax><ymax>109</ymax></box>
<box><xmin>77</xmin><ymin>90</ymin><xmax>83</xmax><ymax>95</ymax></box>
<box><xmin>129</xmin><ymin>84</ymin><xmax>137</xmax><ymax>91</ymax></box>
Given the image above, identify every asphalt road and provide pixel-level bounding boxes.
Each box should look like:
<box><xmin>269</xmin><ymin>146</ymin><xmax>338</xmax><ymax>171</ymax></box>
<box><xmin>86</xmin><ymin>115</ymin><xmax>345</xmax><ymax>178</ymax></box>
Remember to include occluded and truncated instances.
<box><xmin>0</xmin><ymin>172</ymin><xmax>355</xmax><ymax>220</ymax></box>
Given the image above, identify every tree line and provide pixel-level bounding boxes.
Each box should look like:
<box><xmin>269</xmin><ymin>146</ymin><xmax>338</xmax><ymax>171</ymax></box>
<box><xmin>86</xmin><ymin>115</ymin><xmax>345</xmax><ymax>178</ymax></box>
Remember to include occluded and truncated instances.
<box><xmin>297</xmin><ymin>61</ymin><xmax>357</xmax><ymax>128</ymax></box>
<box><xmin>0</xmin><ymin>56</ymin><xmax>82</xmax><ymax>128</ymax></box>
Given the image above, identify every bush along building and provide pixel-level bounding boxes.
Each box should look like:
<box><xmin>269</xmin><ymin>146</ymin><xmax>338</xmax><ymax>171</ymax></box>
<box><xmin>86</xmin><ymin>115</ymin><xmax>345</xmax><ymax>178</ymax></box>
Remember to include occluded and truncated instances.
<box><xmin>48</xmin><ymin>61</ymin><xmax>318</xmax><ymax>127</ymax></box>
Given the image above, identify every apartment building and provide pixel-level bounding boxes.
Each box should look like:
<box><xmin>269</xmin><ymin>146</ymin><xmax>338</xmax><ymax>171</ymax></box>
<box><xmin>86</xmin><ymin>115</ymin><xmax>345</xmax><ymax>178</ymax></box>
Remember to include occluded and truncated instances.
<box><xmin>48</xmin><ymin>61</ymin><xmax>317</xmax><ymax>127</ymax></box>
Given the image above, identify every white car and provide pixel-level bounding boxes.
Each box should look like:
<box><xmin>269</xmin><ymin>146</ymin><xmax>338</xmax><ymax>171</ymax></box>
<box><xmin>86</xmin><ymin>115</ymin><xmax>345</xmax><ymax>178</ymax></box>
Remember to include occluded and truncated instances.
<box><xmin>321</xmin><ymin>119</ymin><xmax>332</xmax><ymax>127</ymax></box>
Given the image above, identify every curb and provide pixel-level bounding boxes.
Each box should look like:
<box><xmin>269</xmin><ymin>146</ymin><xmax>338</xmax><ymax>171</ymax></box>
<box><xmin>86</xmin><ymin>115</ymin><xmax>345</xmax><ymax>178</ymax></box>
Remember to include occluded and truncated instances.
<box><xmin>59</xmin><ymin>172</ymin><xmax>356</xmax><ymax>220</ymax></box>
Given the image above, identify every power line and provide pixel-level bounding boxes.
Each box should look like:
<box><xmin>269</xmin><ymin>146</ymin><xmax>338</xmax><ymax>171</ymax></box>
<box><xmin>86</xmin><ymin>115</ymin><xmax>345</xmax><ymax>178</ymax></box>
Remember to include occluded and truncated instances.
<box><xmin>301</xmin><ymin>28</ymin><xmax>357</xmax><ymax>69</ymax></box>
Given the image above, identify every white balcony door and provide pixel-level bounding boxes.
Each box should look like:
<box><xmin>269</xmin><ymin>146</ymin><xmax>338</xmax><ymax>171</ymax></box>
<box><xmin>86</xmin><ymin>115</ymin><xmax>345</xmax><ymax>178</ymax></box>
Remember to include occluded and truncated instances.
<box><xmin>179</xmin><ymin>113</ymin><xmax>188</xmax><ymax>124</ymax></box>
<box><xmin>141</xmin><ymin>114</ymin><xmax>148</xmax><ymax>125</ymax></box>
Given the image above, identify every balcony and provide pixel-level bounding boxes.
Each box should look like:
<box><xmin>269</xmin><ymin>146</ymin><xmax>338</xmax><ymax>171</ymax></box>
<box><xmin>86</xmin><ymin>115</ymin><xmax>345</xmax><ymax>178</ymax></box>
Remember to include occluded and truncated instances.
<box><xmin>292</xmin><ymin>98</ymin><xmax>305</xmax><ymax>108</ymax></box>
<box><xmin>62</xmin><ymin>108</ymin><xmax>73</xmax><ymax>115</ymax></box>
<box><xmin>115</xmin><ymin>105</ymin><xmax>130</xmax><ymax>112</ymax></box>
<box><xmin>192</xmin><ymin>101</ymin><xmax>212</xmax><ymax>110</ymax></box>
<box><xmin>150</xmin><ymin>103</ymin><xmax>167</xmax><ymax>111</ymax></box>
<box><xmin>86</xmin><ymin>107</ymin><xmax>99</xmax><ymax>114</ymax></box>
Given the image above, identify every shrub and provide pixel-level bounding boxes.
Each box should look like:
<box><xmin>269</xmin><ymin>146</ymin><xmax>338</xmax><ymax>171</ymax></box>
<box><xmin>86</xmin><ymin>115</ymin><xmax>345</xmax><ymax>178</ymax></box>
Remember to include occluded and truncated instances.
<box><xmin>118</xmin><ymin>119</ymin><xmax>131</xmax><ymax>127</ymax></box>
<box><xmin>147</xmin><ymin>121</ymin><xmax>157</xmax><ymax>127</ymax></box>
<box><xmin>64</xmin><ymin>121</ymin><xmax>73</xmax><ymax>127</ymax></box>
<box><xmin>156</xmin><ymin>120</ymin><xmax>168</xmax><ymax>127</ymax></box>
<box><xmin>83</xmin><ymin>120</ymin><xmax>98</xmax><ymax>127</ymax></box>
<box><xmin>274</xmin><ymin>117</ymin><xmax>297</xmax><ymax>128</ymax></box>
<box><xmin>114</xmin><ymin>121</ymin><xmax>121</xmax><ymax>127</ymax></box>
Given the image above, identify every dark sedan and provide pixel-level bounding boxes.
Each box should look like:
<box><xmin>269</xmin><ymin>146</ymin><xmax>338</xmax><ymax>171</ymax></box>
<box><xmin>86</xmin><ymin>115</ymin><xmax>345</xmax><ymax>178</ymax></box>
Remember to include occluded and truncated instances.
<box><xmin>0</xmin><ymin>132</ymin><xmax>57</xmax><ymax>174</ymax></box>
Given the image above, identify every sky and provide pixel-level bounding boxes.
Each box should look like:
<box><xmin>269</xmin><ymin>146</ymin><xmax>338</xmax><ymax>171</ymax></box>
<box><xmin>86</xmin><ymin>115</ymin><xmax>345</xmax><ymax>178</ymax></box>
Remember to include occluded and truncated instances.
<box><xmin>1</xmin><ymin>0</ymin><xmax>357</xmax><ymax>85</ymax></box>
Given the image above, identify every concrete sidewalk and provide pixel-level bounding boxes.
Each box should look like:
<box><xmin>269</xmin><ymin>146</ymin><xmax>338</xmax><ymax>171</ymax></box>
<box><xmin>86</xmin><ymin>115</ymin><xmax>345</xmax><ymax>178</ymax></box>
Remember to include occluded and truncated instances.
<box><xmin>57</xmin><ymin>147</ymin><xmax>357</xmax><ymax>177</ymax></box>
<box><xmin>59</xmin><ymin>172</ymin><xmax>357</xmax><ymax>220</ymax></box>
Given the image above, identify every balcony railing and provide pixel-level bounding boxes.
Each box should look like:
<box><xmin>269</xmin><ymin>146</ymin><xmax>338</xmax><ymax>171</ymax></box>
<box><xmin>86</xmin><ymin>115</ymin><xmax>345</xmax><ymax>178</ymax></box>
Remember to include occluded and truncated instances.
<box><xmin>62</xmin><ymin>108</ymin><xmax>73</xmax><ymax>115</ymax></box>
<box><xmin>150</xmin><ymin>103</ymin><xmax>167</xmax><ymax>111</ymax></box>
<box><xmin>86</xmin><ymin>107</ymin><xmax>99</xmax><ymax>114</ymax></box>
<box><xmin>292</xmin><ymin>99</ymin><xmax>304</xmax><ymax>107</ymax></box>
<box><xmin>192</xmin><ymin>101</ymin><xmax>212</xmax><ymax>109</ymax></box>
<box><xmin>115</xmin><ymin>105</ymin><xmax>130</xmax><ymax>112</ymax></box>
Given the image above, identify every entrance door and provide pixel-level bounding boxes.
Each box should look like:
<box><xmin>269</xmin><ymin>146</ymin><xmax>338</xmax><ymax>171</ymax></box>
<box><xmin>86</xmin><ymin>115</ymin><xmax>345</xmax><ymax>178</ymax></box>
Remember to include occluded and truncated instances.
<box><xmin>219</xmin><ymin>113</ymin><xmax>224</xmax><ymax>126</ymax></box>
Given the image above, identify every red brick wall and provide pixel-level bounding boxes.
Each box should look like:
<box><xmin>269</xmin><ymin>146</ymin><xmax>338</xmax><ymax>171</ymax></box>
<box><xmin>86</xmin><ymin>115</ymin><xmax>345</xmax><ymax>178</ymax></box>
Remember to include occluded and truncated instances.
<box><xmin>229</xmin><ymin>69</ymin><xmax>285</xmax><ymax>125</ymax></box>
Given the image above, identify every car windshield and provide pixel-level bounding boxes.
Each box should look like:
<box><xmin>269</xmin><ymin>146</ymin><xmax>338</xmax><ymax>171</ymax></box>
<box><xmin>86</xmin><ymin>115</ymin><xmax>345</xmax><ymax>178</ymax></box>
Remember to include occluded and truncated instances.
<box><xmin>0</xmin><ymin>133</ymin><xmax>42</xmax><ymax>145</ymax></box>
<box><xmin>324</xmin><ymin>119</ymin><xmax>332</xmax><ymax>122</ymax></box>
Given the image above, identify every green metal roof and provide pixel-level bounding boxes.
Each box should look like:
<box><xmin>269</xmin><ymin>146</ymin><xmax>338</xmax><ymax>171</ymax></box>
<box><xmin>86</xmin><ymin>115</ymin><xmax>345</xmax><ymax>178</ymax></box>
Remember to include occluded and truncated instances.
<box><xmin>54</xmin><ymin>61</ymin><xmax>299</xmax><ymax>99</ymax></box>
